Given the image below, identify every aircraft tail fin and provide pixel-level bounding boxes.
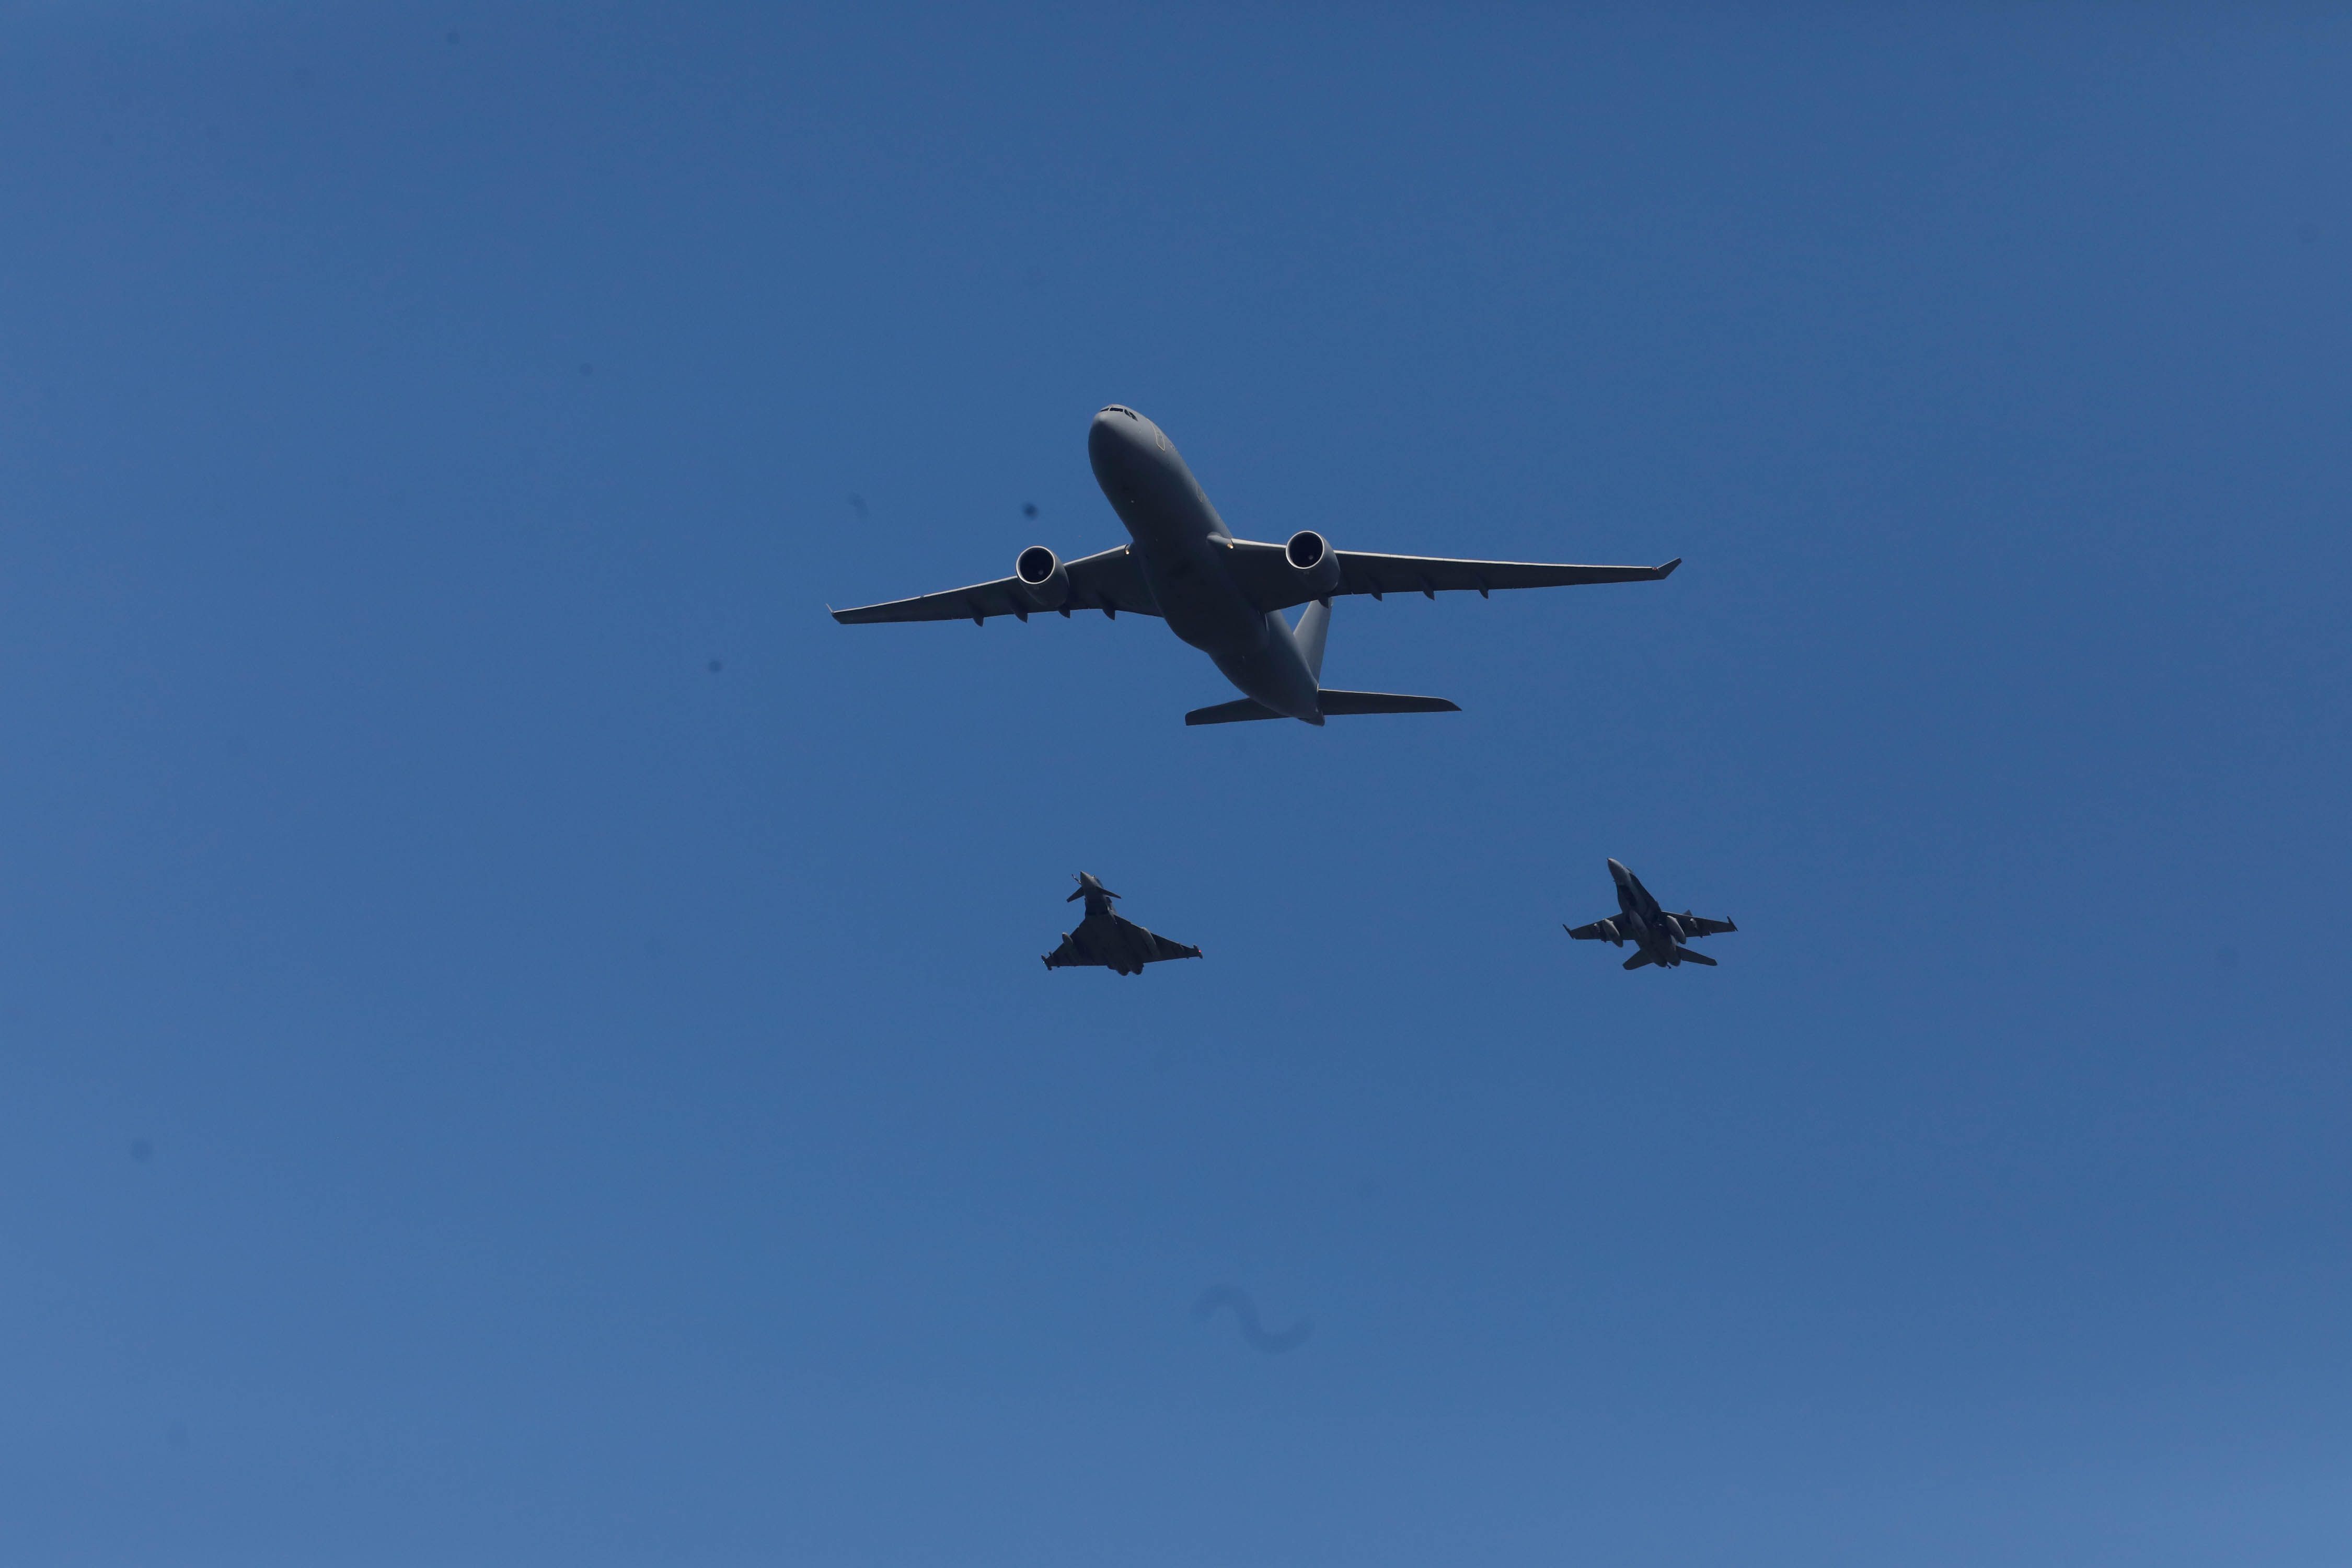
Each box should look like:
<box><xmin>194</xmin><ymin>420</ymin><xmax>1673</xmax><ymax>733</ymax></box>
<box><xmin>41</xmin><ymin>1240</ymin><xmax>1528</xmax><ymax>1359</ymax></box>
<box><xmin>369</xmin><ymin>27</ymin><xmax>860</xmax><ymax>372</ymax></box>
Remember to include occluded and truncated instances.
<box><xmin>1293</xmin><ymin>598</ymin><xmax>1331</xmax><ymax>683</ymax></box>
<box><xmin>1315</xmin><ymin>690</ymin><xmax>1461</xmax><ymax>717</ymax></box>
<box><xmin>1185</xmin><ymin>697</ymin><xmax>1285</xmax><ymax>725</ymax></box>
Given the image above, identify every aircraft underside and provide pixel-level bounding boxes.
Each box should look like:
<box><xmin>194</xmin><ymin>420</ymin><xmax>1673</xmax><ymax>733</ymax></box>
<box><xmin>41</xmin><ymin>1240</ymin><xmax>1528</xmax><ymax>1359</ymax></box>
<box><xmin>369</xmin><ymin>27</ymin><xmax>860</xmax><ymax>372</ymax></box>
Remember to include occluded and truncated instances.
<box><xmin>827</xmin><ymin>405</ymin><xmax>1677</xmax><ymax>725</ymax></box>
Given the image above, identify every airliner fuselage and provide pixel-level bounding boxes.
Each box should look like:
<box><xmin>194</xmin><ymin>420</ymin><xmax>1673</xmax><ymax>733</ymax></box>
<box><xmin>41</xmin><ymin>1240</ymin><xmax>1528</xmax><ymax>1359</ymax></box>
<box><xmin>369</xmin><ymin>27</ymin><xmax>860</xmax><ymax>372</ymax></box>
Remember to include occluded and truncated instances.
<box><xmin>1086</xmin><ymin>405</ymin><xmax>1324</xmax><ymax>721</ymax></box>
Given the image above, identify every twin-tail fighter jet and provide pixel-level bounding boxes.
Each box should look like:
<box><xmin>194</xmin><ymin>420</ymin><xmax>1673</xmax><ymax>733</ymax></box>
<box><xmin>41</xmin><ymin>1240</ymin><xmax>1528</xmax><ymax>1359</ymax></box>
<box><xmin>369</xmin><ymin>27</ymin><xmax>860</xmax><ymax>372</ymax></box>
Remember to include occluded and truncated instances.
<box><xmin>832</xmin><ymin>406</ymin><xmax>1681</xmax><ymax>725</ymax></box>
<box><xmin>1565</xmin><ymin>859</ymin><xmax>1737</xmax><ymax>970</ymax></box>
<box><xmin>1043</xmin><ymin>873</ymin><xmax>1203</xmax><ymax>976</ymax></box>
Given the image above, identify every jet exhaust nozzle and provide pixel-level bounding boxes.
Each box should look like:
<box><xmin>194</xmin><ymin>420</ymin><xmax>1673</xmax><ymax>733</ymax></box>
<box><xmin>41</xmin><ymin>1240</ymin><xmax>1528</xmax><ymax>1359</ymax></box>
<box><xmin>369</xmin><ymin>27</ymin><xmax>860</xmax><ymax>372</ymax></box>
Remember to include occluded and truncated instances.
<box><xmin>1285</xmin><ymin>529</ymin><xmax>1342</xmax><ymax>599</ymax></box>
<box><xmin>1015</xmin><ymin>545</ymin><xmax>1069</xmax><ymax>610</ymax></box>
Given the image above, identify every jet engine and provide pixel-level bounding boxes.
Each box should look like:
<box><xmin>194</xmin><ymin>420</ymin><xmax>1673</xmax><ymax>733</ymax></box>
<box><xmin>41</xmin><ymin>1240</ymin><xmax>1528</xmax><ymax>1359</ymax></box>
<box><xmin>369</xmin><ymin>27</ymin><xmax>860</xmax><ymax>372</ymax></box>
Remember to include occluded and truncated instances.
<box><xmin>1597</xmin><ymin>919</ymin><xmax>1621</xmax><ymax>946</ymax></box>
<box><xmin>1014</xmin><ymin>545</ymin><xmax>1069</xmax><ymax>610</ymax></box>
<box><xmin>1661</xmin><ymin>915</ymin><xmax>1686</xmax><ymax>941</ymax></box>
<box><xmin>1285</xmin><ymin>529</ymin><xmax>1342</xmax><ymax>600</ymax></box>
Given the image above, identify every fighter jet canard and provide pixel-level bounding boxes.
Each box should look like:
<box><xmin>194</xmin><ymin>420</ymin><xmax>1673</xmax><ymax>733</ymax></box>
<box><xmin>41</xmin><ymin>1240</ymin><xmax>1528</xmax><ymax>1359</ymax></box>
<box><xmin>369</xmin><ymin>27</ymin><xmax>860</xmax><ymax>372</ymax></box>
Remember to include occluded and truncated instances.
<box><xmin>1042</xmin><ymin>873</ymin><xmax>1203</xmax><ymax>977</ymax></box>
<box><xmin>1565</xmin><ymin>859</ymin><xmax>1738</xmax><ymax>971</ymax></box>
<box><xmin>831</xmin><ymin>406</ymin><xmax>1680</xmax><ymax>726</ymax></box>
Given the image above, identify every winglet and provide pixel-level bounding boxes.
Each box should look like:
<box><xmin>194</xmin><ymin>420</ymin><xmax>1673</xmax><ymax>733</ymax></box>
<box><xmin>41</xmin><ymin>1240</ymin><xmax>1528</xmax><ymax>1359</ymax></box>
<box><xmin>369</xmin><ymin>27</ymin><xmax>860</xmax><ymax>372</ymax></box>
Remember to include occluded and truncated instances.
<box><xmin>1655</xmin><ymin>558</ymin><xmax>1682</xmax><ymax>579</ymax></box>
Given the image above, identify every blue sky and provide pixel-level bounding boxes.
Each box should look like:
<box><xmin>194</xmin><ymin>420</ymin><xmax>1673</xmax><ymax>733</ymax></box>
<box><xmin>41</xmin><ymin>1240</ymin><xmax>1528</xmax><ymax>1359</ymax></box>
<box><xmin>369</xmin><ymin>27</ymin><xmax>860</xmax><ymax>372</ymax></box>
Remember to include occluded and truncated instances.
<box><xmin>2</xmin><ymin>5</ymin><xmax>2348</xmax><ymax>1563</ymax></box>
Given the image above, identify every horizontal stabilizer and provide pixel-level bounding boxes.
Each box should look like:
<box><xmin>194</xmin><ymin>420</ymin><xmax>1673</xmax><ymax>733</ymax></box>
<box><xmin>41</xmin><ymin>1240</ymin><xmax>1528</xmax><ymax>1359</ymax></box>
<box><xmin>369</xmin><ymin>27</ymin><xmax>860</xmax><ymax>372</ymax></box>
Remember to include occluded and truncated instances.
<box><xmin>1185</xmin><ymin>690</ymin><xmax>1461</xmax><ymax>725</ymax></box>
<box><xmin>1623</xmin><ymin>951</ymin><xmax>1654</xmax><ymax>970</ymax></box>
<box><xmin>1185</xmin><ymin>697</ymin><xmax>1284</xmax><ymax>726</ymax></box>
<box><xmin>1315</xmin><ymin>690</ymin><xmax>1461</xmax><ymax>717</ymax></box>
<box><xmin>1673</xmin><ymin>946</ymin><xmax>1717</xmax><ymax>966</ymax></box>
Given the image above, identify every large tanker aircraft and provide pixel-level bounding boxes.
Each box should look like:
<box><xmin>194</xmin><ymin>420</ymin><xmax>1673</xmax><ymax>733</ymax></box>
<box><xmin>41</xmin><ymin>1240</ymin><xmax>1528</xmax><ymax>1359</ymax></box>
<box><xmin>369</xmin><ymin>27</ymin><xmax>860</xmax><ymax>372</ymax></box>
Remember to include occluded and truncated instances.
<box><xmin>832</xmin><ymin>405</ymin><xmax>1680</xmax><ymax>726</ymax></box>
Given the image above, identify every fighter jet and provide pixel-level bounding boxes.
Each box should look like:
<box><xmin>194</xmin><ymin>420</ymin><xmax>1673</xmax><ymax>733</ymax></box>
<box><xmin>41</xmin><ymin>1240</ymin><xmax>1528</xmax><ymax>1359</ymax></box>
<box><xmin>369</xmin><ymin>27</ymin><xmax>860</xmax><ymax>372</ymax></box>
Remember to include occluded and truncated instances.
<box><xmin>1565</xmin><ymin>859</ymin><xmax>1737</xmax><ymax>970</ymax></box>
<box><xmin>832</xmin><ymin>406</ymin><xmax>1679</xmax><ymax>725</ymax></box>
<box><xmin>1043</xmin><ymin>872</ymin><xmax>1203</xmax><ymax>976</ymax></box>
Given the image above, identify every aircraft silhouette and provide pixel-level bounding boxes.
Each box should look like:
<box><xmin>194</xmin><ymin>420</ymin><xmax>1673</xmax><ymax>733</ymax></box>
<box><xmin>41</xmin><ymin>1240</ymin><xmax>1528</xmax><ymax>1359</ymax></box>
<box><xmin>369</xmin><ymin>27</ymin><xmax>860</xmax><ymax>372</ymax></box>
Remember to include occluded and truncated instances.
<box><xmin>1565</xmin><ymin>859</ymin><xmax>1737</xmax><ymax>970</ymax></box>
<box><xmin>833</xmin><ymin>406</ymin><xmax>1678</xmax><ymax>725</ymax></box>
<box><xmin>1042</xmin><ymin>873</ymin><xmax>1202</xmax><ymax>977</ymax></box>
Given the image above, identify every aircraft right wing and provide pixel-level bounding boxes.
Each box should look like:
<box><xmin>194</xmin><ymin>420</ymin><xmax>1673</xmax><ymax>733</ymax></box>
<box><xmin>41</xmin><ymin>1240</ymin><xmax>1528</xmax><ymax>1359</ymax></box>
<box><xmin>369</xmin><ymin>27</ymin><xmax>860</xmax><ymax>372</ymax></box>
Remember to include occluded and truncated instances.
<box><xmin>1120</xmin><ymin>916</ymin><xmax>1203</xmax><ymax>963</ymax></box>
<box><xmin>1332</xmin><ymin>550</ymin><xmax>1680</xmax><ymax>600</ymax></box>
<box><xmin>1677</xmin><ymin>914</ymin><xmax>1738</xmax><ymax>937</ymax></box>
<box><xmin>1220</xmin><ymin>539</ymin><xmax>1678</xmax><ymax>614</ymax></box>
<box><xmin>831</xmin><ymin>545</ymin><xmax>1161</xmax><ymax>625</ymax></box>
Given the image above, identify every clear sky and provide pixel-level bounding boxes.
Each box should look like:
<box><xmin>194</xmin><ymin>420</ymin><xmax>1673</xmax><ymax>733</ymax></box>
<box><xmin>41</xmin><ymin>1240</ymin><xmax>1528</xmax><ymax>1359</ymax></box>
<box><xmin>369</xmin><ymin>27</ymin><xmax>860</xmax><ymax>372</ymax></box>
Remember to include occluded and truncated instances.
<box><xmin>3</xmin><ymin>5</ymin><xmax>2348</xmax><ymax>1564</ymax></box>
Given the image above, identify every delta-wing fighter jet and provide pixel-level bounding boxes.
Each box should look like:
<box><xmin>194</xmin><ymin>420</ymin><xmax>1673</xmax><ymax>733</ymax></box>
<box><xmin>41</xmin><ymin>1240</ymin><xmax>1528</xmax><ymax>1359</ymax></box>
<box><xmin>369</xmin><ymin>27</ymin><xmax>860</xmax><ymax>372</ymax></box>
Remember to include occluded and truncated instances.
<box><xmin>832</xmin><ymin>406</ymin><xmax>1679</xmax><ymax>725</ymax></box>
<box><xmin>1043</xmin><ymin>873</ymin><xmax>1203</xmax><ymax>976</ymax></box>
<box><xmin>1566</xmin><ymin>859</ymin><xmax>1737</xmax><ymax>970</ymax></box>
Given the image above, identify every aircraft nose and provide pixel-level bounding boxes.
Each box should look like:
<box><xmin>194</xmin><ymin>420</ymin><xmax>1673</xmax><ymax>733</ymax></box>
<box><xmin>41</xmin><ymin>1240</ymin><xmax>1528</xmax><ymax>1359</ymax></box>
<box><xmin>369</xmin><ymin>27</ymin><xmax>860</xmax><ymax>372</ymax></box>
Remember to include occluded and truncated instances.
<box><xmin>1089</xmin><ymin>405</ymin><xmax>1152</xmax><ymax>487</ymax></box>
<box><xmin>1090</xmin><ymin>404</ymin><xmax>1144</xmax><ymax>449</ymax></box>
<box><xmin>1607</xmin><ymin>859</ymin><xmax>1629</xmax><ymax>881</ymax></box>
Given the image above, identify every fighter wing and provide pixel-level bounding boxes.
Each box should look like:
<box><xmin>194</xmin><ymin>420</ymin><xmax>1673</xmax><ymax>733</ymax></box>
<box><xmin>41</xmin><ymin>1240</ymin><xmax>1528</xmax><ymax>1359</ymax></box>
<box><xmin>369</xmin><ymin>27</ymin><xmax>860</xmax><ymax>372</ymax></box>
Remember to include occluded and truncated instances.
<box><xmin>1120</xmin><ymin>915</ymin><xmax>1203</xmax><ymax>964</ymax></box>
<box><xmin>1565</xmin><ymin>916</ymin><xmax>1627</xmax><ymax>941</ymax></box>
<box><xmin>1044</xmin><ymin>915</ymin><xmax>1202</xmax><ymax>971</ymax></box>
<box><xmin>1220</xmin><ymin>539</ymin><xmax>1678</xmax><ymax>614</ymax></box>
<box><xmin>1677</xmin><ymin>914</ymin><xmax>1738</xmax><ymax>938</ymax></box>
<box><xmin>831</xmin><ymin>546</ymin><xmax>1161</xmax><ymax>625</ymax></box>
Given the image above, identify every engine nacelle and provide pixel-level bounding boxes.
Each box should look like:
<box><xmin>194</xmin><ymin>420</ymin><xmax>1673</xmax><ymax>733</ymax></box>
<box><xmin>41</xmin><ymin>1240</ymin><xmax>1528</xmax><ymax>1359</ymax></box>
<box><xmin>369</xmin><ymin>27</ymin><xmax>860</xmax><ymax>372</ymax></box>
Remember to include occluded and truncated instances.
<box><xmin>1597</xmin><ymin>919</ymin><xmax>1621</xmax><ymax>946</ymax></box>
<box><xmin>1662</xmin><ymin>915</ymin><xmax>1687</xmax><ymax>942</ymax></box>
<box><xmin>1014</xmin><ymin>545</ymin><xmax>1069</xmax><ymax>610</ymax></box>
<box><xmin>1285</xmin><ymin>529</ymin><xmax>1342</xmax><ymax>600</ymax></box>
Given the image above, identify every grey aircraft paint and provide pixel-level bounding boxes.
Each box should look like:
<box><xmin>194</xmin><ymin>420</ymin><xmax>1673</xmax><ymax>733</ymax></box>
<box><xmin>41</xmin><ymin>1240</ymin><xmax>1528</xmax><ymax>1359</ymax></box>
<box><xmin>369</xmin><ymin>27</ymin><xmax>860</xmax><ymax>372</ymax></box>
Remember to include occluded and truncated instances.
<box><xmin>1565</xmin><ymin>858</ymin><xmax>1738</xmax><ymax>971</ymax></box>
<box><xmin>1043</xmin><ymin>873</ymin><xmax>1202</xmax><ymax>976</ymax></box>
<box><xmin>832</xmin><ymin>406</ymin><xmax>1681</xmax><ymax>725</ymax></box>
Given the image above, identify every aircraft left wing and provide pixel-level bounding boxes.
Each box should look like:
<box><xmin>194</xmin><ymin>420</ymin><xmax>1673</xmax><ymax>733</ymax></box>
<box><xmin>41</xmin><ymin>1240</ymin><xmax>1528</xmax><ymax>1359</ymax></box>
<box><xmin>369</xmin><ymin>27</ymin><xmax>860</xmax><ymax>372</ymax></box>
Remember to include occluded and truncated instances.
<box><xmin>1676</xmin><ymin>914</ymin><xmax>1737</xmax><ymax>937</ymax></box>
<box><xmin>832</xmin><ymin>546</ymin><xmax>1161</xmax><ymax>625</ymax></box>
<box><xmin>1221</xmin><ymin>539</ymin><xmax>1678</xmax><ymax>614</ymax></box>
<box><xmin>1565</xmin><ymin>916</ymin><xmax>1627</xmax><ymax>941</ymax></box>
